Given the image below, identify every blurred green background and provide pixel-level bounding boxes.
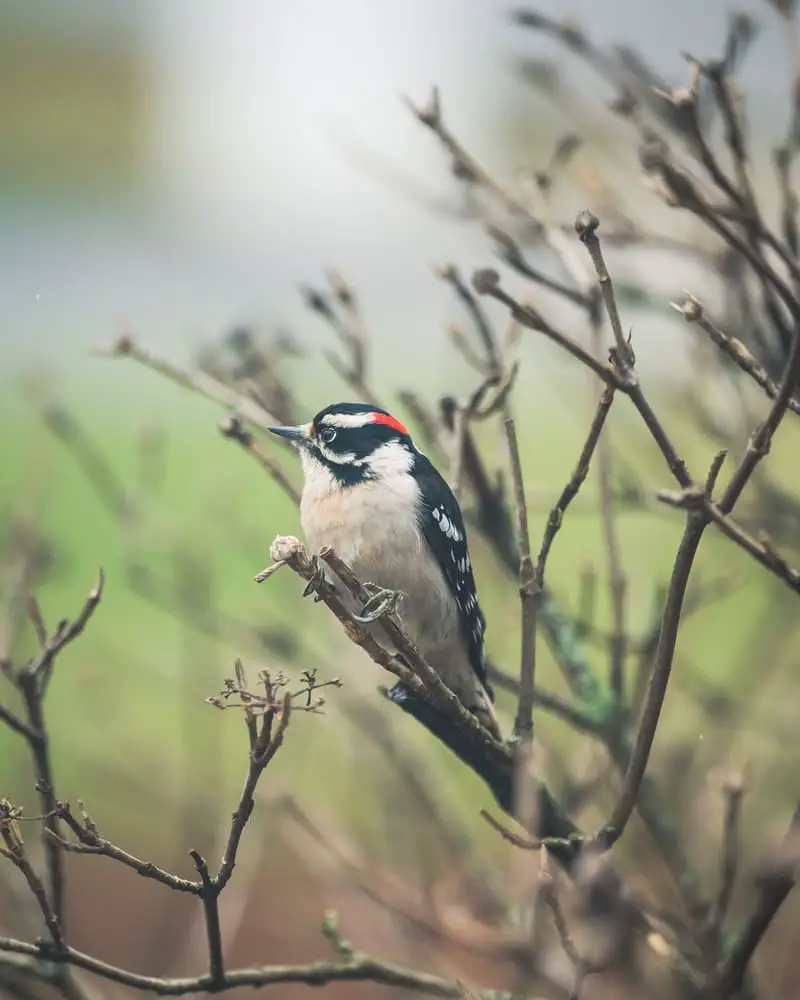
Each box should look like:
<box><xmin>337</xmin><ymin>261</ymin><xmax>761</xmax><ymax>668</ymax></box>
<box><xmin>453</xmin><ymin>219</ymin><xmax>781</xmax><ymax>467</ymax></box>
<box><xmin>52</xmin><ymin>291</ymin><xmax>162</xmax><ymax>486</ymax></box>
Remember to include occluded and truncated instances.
<box><xmin>2</xmin><ymin>2</ymin><xmax>800</xmax><ymax>997</ymax></box>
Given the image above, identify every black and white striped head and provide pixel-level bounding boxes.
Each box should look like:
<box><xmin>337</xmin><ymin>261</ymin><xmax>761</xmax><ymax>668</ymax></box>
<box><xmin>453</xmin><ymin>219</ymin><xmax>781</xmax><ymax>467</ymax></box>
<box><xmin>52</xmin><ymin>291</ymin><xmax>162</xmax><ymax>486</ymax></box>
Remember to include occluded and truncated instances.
<box><xmin>268</xmin><ymin>402</ymin><xmax>415</xmax><ymax>487</ymax></box>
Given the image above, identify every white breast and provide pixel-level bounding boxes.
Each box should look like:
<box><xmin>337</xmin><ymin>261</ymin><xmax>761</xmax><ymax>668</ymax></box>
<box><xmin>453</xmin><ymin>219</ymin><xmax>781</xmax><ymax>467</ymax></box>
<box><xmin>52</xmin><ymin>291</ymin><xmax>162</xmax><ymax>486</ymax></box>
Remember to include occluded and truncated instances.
<box><xmin>298</xmin><ymin>443</ymin><xmax>460</xmax><ymax>653</ymax></box>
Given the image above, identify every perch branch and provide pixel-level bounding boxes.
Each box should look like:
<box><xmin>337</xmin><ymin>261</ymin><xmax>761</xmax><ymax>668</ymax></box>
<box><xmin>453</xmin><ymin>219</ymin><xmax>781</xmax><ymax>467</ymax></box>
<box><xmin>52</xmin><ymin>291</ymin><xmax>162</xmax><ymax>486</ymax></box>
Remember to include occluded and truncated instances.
<box><xmin>257</xmin><ymin>538</ymin><xmax>509</xmax><ymax>766</ymax></box>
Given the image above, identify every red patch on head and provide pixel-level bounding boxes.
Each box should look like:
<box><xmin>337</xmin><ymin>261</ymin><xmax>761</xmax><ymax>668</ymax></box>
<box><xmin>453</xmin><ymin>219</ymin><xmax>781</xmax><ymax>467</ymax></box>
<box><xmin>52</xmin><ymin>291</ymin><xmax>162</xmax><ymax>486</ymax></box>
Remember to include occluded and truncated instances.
<box><xmin>371</xmin><ymin>412</ymin><xmax>409</xmax><ymax>437</ymax></box>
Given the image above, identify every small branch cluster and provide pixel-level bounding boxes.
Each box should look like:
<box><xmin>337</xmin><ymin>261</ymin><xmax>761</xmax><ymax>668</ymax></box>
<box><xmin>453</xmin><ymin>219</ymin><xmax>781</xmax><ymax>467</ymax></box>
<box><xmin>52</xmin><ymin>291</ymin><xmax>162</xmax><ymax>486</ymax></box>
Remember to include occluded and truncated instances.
<box><xmin>0</xmin><ymin>578</ymin><xmax>497</xmax><ymax>999</ymax></box>
<box><xmin>206</xmin><ymin>658</ymin><xmax>342</xmax><ymax>716</ymax></box>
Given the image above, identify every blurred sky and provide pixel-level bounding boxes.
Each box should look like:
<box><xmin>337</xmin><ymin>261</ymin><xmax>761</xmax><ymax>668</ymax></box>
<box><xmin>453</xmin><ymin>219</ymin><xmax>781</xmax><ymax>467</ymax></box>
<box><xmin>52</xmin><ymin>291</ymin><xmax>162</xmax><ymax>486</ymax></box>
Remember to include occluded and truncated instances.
<box><xmin>0</xmin><ymin>0</ymin><xmax>795</xmax><ymax>387</ymax></box>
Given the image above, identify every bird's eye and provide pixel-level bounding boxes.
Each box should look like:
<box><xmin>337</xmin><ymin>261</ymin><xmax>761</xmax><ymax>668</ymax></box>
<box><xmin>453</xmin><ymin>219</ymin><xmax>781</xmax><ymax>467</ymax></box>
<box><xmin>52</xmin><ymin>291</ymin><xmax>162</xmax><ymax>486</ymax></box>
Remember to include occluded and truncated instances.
<box><xmin>318</xmin><ymin>426</ymin><xmax>337</xmax><ymax>444</ymax></box>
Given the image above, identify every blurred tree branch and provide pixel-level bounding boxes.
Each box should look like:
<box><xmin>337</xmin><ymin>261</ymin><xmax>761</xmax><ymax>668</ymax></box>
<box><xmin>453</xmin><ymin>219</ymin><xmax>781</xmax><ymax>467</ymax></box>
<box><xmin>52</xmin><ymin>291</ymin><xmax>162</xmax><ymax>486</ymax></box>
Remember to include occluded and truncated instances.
<box><xmin>4</xmin><ymin>6</ymin><xmax>800</xmax><ymax>998</ymax></box>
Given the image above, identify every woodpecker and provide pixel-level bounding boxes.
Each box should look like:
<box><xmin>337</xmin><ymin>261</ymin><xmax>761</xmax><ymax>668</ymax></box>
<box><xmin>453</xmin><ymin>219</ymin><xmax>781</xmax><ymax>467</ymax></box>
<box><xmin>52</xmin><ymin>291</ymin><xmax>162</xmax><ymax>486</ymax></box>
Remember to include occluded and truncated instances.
<box><xmin>268</xmin><ymin>401</ymin><xmax>500</xmax><ymax>737</ymax></box>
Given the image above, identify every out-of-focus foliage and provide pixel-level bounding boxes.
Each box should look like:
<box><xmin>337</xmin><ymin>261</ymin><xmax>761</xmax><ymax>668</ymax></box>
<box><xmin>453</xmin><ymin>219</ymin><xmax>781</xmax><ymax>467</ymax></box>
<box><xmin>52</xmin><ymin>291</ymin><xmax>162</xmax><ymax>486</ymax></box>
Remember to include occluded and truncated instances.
<box><xmin>1</xmin><ymin>3</ymin><xmax>800</xmax><ymax>999</ymax></box>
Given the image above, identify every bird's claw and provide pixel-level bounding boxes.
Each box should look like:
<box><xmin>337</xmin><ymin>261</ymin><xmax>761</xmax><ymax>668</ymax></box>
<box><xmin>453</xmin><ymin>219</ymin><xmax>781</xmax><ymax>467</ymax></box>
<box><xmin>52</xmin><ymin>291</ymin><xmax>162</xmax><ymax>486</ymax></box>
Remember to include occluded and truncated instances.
<box><xmin>353</xmin><ymin>584</ymin><xmax>402</xmax><ymax>623</ymax></box>
<box><xmin>302</xmin><ymin>555</ymin><xmax>326</xmax><ymax>602</ymax></box>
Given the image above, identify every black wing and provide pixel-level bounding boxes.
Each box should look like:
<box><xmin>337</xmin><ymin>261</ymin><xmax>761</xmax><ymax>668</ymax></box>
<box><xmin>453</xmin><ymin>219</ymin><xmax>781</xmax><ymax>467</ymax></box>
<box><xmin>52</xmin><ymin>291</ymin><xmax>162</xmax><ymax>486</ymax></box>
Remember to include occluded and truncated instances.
<box><xmin>410</xmin><ymin>451</ymin><xmax>493</xmax><ymax>697</ymax></box>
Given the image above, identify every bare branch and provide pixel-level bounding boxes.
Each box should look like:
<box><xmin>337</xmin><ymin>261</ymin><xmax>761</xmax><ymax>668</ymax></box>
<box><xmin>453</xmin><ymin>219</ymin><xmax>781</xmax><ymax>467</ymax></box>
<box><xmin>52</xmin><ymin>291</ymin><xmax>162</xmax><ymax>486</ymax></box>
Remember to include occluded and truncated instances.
<box><xmin>715</xmin><ymin>804</ymin><xmax>800</xmax><ymax>997</ymax></box>
<box><xmin>543</xmin><ymin>871</ymin><xmax>604</xmax><ymax>994</ymax></box>
<box><xmin>717</xmin><ymin>326</ymin><xmax>800</xmax><ymax>516</ymax></box>
<box><xmin>217</xmin><ymin>688</ymin><xmax>292</xmax><ymax>891</ymax></box>
<box><xmin>97</xmin><ymin>333</ymin><xmax>280</xmax><ymax>430</ymax></box>
<box><xmin>0</xmin><ymin>801</ymin><xmax>64</xmax><ymax>951</ymax></box>
<box><xmin>437</xmin><ymin>264</ymin><xmax>500</xmax><ymax>365</ymax></box>
<box><xmin>487</xmin><ymin>225</ymin><xmax>593</xmax><ymax>309</ymax></box>
<box><xmin>257</xmin><ymin>538</ymin><xmax>510</xmax><ymax>766</ymax></box>
<box><xmin>0</xmin><ymin>703</ymin><xmax>36</xmax><ymax>742</ymax></box>
<box><xmin>480</xmin><ymin>809</ymin><xmax>582</xmax><ymax>857</ymax></box>
<box><xmin>218</xmin><ymin>415</ymin><xmax>300</xmax><ymax>504</ymax></box>
<box><xmin>23</xmin><ymin>569</ymin><xmax>104</xmax><ymax>690</ymax></box>
<box><xmin>407</xmin><ymin>87</ymin><xmax>541</xmax><ymax>230</ymax></box>
<box><xmin>658</xmin><ymin>488</ymin><xmax>800</xmax><ymax>595</ymax></box>
<box><xmin>190</xmin><ymin>851</ymin><xmax>225</xmax><ymax>988</ymax></box>
<box><xmin>672</xmin><ymin>294</ymin><xmax>800</xmax><ymax>418</ymax></box>
<box><xmin>473</xmin><ymin>268</ymin><xmax>617</xmax><ymax>386</ymax></box>
<box><xmin>486</xmin><ymin>664</ymin><xmax>606</xmax><ymax>736</ymax></box>
<box><xmin>503</xmin><ymin>417</ymin><xmax>536</xmax><ymax>738</ymax></box>
<box><xmin>534</xmin><ymin>388</ymin><xmax>615</xmax><ymax>698</ymax></box>
<box><xmin>302</xmin><ymin>274</ymin><xmax>378</xmax><ymax>404</ymax></box>
<box><xmin>317</xmin><ymin>547</ymin><xmax>509</xmax><ymax>762</ymax></box>
<box><xmin>11</xmin><ymin>571</ymin><xmax>105</xmax><ymax>927</ymax></box>
<box><xmin>574</xmin><ymin>210</ymin><xmax>635</xmax><ymax>369</ymax></box>
<box><xmin>0</xmin><ymin>934</ymin><xmax>481</xmax><ymax>998</ymax></box>
<box><xmin>599</xmin><ymin>455</ymin><xmax>727</xmax><ymax>848</ymax></box>
<box><xmin>706</xmin><ymin>772</ymin><xmax>746</xmax><ymax>947</ymax></box>
<box><xmin>581</xmin><ymin>246</ymin><xmax>628</xmax><ymax>701</ymax></box>
<box><xmin>49</xmin><ymin>801</ymin><xmax>199</xmax><ymax>893</ymax></box>
<box><xmin>473</xmin><ymin>266</ymin><xmax>694</xmax><ymax>490</ymax></box>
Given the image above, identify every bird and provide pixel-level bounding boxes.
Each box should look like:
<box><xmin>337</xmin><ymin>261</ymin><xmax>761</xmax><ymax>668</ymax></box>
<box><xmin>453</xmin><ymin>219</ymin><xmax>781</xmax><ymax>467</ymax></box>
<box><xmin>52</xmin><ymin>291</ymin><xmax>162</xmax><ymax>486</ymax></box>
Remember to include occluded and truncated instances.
<box><xmin>268</xmin><ymin>401</ymin><xmax>500</xmax><ymax>738</ymax></box>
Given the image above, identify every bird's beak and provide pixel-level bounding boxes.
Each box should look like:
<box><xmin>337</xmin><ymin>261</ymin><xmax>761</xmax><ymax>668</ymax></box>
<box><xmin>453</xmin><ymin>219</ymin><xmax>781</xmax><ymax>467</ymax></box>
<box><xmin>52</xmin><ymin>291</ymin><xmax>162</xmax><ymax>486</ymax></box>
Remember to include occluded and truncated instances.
<box><xmin>268</xmin><ymin>423</ymin><xmax>311</xmax><ymax>445</ymax></box>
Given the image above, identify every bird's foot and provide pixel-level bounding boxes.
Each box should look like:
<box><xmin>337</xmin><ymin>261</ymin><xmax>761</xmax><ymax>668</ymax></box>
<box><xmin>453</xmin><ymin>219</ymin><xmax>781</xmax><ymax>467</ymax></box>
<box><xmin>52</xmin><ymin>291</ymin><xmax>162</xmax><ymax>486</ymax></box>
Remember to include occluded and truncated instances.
<box><xmin>353</xmin><ymin>583</ymin><xmax>403</xmax><ymax>623</ymax></box>
<box><xmin>301</xmin><ymin>555</ymin><xmax>326</xmax><ymax>602</ymax></box>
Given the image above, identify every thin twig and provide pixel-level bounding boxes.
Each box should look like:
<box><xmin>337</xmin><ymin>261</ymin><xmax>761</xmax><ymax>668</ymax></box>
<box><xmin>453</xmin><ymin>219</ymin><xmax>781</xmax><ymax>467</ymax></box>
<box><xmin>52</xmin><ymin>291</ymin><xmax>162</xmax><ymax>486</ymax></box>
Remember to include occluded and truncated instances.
<box><xmin>0</xmin><ymin>704</ymin><xmax>37</xmax><ymax>742</ymax></box>
<box><xmin>0</xmin><ymin>804</ymin><xmax>64</xmax><ymax>951</ymax></box>
<box><xmin>97</xmin><ymin>333</ymin><xmax>279</xmax><ymax>431</ymax></box>
<box><xmin>473</xmin><ymin>269</ymin><xmax>617</xmax><ymax>385</ymax></box>
<box><xmin>584</xmin><ymin>271</ymin><xmax>627</xmax><ymax>701</ymax></box>
<box><xmin>503</xmin><ymin>418</ymin><xmax>536</xmax><ymax>738</ymax></box>
<box><xmin>190</xmin><ymin>852</ymin><xmax>225</xmax><ymax>988</ymax></box>
<box><xmin>479</xmin><ymin>809</ymin><xmax>581</xmax><ymax>855</ymax></box>
<box><xmin>599</xmin><ymin>454</ymin><xmax>727</xmax><ymax>847</ymax></box>
<box><xmin>544</xmin><ymin>874</ymin><xmax>602</xmax><ymax>993</ymax></box>
<box><xmin>597</xmin><ymin>443</ymin><xmax>627</xmax><ymax>701</ymax></box>
<box><xmin>0</xmin><ymin>935</ymin><xmax>482</xmax><ymax>998</ymax></box>
<box><xmin>218</xmin><ymin>416</ymin><xmax>300</xmax><ymax>504</ymax></box>
<box><xmin>486</xmin><ymin>666</ymin><xmax>606</xmax><ymax>736</ymax></box>
<box><xmin>487</xmin><ymin>225</ymin><xmax>593</xmax><ymax>308</ymax></box>
<box><xmin>671</xmin><ymin>294</ymin><xmax>800</xmax><ymax>418</ymax></box>
<box><xmin>473</xmin><ymin>268</ymin><xmax>695</xmax><ymax>489</ymax></box>
<box><xmin>48</xmin><ymin>801</ymin><xmax>199</xmax><ymax>893</ymax></box>
<box><xmin>706</xmin><ymin>772</ymin><xmax>746</xmax><ymax>947</ymax></box>
<box><xmin>14</xmin><ymin>571</ymin><xmax>105</xmax><ymax>928</ymax></box>
<box><xmin>478</xmin><ymin>264</ymin><xmax>800</xmax><ymax>597</ymax></box>
<box><xmin>658</xmin><ymin>489</ymin><xmax>800</xmax><ymax>595</ymax></box>
<box><xmin>23</xmin><ymin>569</ymin><xmax>105</xmax><ymax>690</ymax></box>
<box><xmin>437</xmin><ymin>264</ymin><xmax>500</xmax><ymax>363</ymax></box>
<box><xmin>574</xmin><ymin>211</ymin><xmax>635</xmax><ymax>370</ymax></box>
<box><xmin>717</xmin><ymin>324</ymin><xmax>800</xmax><ymax>516</ymax></box>
<box><xmin>715</xmin><ymin>803</ymin><xmax>800</xmax><ymax>997</ymax></box>
<box><xmin>302</xmin><ymin>275</ymin><xmax>378</xmax><ymax>404</ymax></box>
<box><xmin>216</xmin><ymin>692</ymin><xmax>292</xmax><ymax>891</ymax></box>
<box><xmin>535</xmin><ymin>388</ymin><xmax>615</xmax><ymax>698</ymax></box>
<box><xmin>407</xmin><ymin>87</ymin><xmax>541</xmax><ymax>230</ymax></box>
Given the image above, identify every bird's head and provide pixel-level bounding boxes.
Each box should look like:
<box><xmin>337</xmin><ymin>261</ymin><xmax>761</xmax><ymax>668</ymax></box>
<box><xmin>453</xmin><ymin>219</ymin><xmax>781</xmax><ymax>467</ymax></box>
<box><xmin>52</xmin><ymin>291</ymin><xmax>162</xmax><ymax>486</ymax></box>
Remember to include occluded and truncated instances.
<box><xmin>268</xmin><ymin>402</ymin><xmax>415</xmax><ymax>487</ymax></box>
